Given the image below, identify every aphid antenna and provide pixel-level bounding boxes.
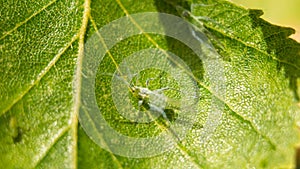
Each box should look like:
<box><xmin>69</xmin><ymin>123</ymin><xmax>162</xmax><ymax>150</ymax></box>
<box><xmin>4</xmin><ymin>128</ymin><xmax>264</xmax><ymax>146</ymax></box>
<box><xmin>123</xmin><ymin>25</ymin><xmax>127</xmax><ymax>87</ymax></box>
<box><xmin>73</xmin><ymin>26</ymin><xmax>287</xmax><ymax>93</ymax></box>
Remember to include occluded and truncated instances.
<box><xmin>100</xmin><ymin>72</ymin><xmax>134</xmax><ymax>91</ymax></box>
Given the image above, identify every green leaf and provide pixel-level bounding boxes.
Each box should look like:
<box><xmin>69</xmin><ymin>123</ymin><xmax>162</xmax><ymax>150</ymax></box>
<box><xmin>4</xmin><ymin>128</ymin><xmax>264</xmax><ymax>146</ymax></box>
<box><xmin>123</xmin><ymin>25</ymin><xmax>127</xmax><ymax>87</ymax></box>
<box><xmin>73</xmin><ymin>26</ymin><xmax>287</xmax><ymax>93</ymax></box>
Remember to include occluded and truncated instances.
<box><xmin>0</xmin><ymin>0</ymin><xmax>299</xmax><ymax>169</ymax></box>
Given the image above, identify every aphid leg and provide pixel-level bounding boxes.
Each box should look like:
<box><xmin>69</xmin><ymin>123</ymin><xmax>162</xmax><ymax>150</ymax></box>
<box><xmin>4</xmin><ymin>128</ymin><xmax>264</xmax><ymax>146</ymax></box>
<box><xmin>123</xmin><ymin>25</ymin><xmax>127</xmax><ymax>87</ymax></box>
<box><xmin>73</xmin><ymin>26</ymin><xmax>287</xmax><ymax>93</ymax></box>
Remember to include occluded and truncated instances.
<box><xmin>149</xmin><ymin>103</ymin><xmax>181</xmax><ymax>141</ymax></box>
<box><xmin>148</xmin><ymin>104</ymin><xmax>169</xmax><ymax>124</ymax></box>
<box><xmin>135</xmin><ymin>99</ymin><xmax>141</xmax><ymax>119</ymax></box>
<box><xmin>138</xmin><ymin>100</ymin><xmax>143</xmax><ymax>112</ymax></box>
<box><xmin>154</xmin><ymin>87</ymin><xmax>170</xmax><ymax>93</ymax></box>
<box><xmin>160</xmin><ymin>109</ymin><xmax>169</xmax><ymax>123</ymax></box>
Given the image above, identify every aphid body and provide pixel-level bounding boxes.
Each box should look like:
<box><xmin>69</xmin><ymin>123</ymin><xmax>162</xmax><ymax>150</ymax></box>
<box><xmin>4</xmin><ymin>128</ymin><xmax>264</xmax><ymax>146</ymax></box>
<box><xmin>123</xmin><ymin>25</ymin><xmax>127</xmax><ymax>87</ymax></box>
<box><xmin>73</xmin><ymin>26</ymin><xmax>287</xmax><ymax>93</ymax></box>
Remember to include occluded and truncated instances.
<box><xmin>130</xmin><ymin>85</ymin><xmax>169</xmax><ymax>121</ymax></box>
<box><xmin>108</xmin><ymin>71</ymin><xmax>175</xmax><ymax>123</ymax></box>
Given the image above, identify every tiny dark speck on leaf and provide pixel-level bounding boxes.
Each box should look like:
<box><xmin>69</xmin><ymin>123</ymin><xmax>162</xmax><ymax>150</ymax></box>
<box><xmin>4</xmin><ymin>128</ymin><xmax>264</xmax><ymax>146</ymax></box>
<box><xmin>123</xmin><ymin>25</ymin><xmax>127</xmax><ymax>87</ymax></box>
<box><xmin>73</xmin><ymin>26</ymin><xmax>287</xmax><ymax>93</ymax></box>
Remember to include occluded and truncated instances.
<box><xmin>12</xmin><ymin>127</ymin><xmax>23</xmax><ymax>144</ymax></box>
<box><xmin>182</xmin><ymin>11</ymin><xmax>190</xmax><ymax>18</ymax></box>
<box><xmin>9</xmin><ymin>117</ymin><xmax>23</xmax><ymax>143</ymax></box>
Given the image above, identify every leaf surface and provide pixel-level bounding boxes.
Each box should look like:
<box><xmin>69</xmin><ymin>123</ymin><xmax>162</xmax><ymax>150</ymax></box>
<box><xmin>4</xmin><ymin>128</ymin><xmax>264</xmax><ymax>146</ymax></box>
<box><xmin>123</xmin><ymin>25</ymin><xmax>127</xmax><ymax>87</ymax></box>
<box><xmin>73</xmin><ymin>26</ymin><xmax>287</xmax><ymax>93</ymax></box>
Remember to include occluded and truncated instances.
<box><xmin>0</xmin><ymin>0</ymin><xmax>299</xmax><ymax>168</ymax></box>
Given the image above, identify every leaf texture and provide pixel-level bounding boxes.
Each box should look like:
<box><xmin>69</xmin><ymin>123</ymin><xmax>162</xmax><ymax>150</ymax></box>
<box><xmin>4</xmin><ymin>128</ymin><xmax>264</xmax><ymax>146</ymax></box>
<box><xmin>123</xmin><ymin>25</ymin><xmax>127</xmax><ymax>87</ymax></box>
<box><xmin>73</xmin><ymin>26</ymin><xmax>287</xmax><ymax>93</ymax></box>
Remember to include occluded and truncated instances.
<box><xmin>0</xmin><ymin>0</ymin><xmax>299</xmax><ymax>168</ymax></box>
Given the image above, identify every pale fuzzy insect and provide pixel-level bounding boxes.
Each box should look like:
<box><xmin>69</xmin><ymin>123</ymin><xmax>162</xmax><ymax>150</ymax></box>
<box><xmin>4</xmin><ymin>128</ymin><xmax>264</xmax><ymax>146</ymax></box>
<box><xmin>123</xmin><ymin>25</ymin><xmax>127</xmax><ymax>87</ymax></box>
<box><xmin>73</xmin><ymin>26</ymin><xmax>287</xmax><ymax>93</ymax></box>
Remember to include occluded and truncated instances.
<box><xmin>108</xmin><ymin>71</ymin><xmax>178</xmax><ymax>124</ymax></box>
<box><xmin>101</xmin><ymin>71</ymin><xmax>181</xmax><ymax>141</ymax></box>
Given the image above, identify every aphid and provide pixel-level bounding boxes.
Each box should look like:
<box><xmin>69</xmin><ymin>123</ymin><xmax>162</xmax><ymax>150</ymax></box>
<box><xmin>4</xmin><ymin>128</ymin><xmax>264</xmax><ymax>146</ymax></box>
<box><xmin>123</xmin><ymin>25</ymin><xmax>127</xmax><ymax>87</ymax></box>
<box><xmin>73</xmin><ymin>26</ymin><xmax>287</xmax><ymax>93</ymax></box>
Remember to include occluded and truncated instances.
<box><xmin>109</xmin><ymin>71</ymin><xmax>183</xmax><ymax>141</ymax></box>
<box><xmin>128</xmin><ymin>78</ymin><xmax>180</xmax><ymax>140</ymax></box>
<box><xmin>9</xmin><ymin>116</ymin><xmax>22</xmax><ymax>143</ymax></box>
<box><xmin>112</xmin><ymin>71</ymin><xmax>179</xmax><ymax>124</ymax></box>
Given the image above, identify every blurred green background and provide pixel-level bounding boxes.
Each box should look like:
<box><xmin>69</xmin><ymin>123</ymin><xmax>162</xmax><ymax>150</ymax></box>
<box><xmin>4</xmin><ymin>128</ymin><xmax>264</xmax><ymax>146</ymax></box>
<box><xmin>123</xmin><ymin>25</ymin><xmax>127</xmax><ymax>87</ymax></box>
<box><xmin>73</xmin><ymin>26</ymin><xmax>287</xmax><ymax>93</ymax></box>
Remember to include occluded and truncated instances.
<box><xmin>231</xmin><ymin>0</ymin><xmax>300</xmax><ymax>41</ymax></box>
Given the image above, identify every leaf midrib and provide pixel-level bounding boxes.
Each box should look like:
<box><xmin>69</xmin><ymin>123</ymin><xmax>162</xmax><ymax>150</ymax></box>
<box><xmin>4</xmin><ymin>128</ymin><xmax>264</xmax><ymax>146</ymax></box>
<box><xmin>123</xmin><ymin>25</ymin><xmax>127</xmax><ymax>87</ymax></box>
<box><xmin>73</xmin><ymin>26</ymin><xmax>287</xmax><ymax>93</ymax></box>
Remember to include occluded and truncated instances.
<box><xmin>72</xmin><ymin>0</ymin><xmax>91</xmax><ymax>168</ymax></box>
<box><xmin>1</xmin><ymin>0</ymin><xmax>90</xmax><ymax>168</ymax></box>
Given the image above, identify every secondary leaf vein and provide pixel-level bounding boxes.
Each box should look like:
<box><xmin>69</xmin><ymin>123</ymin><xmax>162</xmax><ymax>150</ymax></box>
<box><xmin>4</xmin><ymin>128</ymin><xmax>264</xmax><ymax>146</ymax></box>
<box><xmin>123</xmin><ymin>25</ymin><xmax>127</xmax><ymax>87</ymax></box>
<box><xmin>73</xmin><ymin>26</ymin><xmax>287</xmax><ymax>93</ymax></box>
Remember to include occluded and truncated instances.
<box><xmin>88</xmin><ymin>15</ymin><xmax>126</xmax><ymax>169</ymax></box>
<box><xmin>0</xmin><ymin>0</ymin><xmax>57</xmax><ymax>40</ymax></box>
<box><xmin>196</xmin><ymin>9</ymin><xmax>300</xmax><ymax>70</ymax></box>
<box><xmin>117</xmin><ymin>1</ymin><xmax>277</xmax><ymax>152</ymax></box>
<box><xmin>115</xmin><ymin>0</ymin><xmax>202</xmax><ymax>168</ymax></box>
<box><xmin>0</xmin><ymin>34</ymin><xmax>79</xmax><ymax>117</ymax></box>
<box><xmin>33</xmin><ymin>126</ymin><xmax>71</xmax><ymax>168</ymax></box>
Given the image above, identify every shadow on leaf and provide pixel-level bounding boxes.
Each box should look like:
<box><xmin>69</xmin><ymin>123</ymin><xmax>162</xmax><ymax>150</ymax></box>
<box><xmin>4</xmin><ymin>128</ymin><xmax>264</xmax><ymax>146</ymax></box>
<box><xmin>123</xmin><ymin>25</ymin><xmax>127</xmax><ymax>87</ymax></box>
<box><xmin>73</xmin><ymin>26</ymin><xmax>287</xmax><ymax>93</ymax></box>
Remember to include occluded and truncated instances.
<box><xmin>249</xmin><ymin>9</ymin><xmax>300</xmax><ymax>101</ymax></box>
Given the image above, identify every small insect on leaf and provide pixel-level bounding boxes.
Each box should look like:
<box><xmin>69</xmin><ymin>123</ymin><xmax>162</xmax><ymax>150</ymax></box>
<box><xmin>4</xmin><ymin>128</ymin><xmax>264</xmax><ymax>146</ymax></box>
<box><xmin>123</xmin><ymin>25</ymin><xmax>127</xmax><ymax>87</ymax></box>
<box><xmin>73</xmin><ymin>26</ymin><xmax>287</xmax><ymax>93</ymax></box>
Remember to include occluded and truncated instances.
<box><xmin>9</xmin><ymin>117</ymin><xmax>22</xmax><ymax>143</ymax></box>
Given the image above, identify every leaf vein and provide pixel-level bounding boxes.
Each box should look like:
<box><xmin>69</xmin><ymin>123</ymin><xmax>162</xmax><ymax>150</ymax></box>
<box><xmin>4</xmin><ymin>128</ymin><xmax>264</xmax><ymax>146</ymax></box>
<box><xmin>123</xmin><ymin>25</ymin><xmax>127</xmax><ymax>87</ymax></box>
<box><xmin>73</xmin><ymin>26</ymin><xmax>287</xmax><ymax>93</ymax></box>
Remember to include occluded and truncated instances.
<box><xmin>72</xmin><ymin>0</ymin><xmax>91</xmax><ymax>168</ymax></box>
<box><xmin>81</xmin><ymin>103</ymin><xmax>124</xmax><ymax>169</ymax></box>
<box><xmin>114</xmin><ymin>0</ymin><xmax>202</xmax><ymax>168</ymax></box>
<box><xmin>0</xmin><ymin>34</ymin><xmax>79</xmax><ymax>117</ymax></box>
<box><xmin>33</xmin><ymin>126</ymin><xmax>71</xmax><ymax>168</ymax></box>
<box><xmin>88</xmin><ymin>15</ymin><xmax>127</xmax><ymax>169</ymax></box>
<box><xmin>195</xmin><ymin>7</ymin><xmax>300</xmax><ymax>70</ymax></box>
<box><xmin>0</xmin><ymin>0</ymin><xmax>57</xmax><ymax>40</ymax></box>
<box><xmin>117</xmin><ymin>1</ymin><xmax>277</xmax><ymax>153</ymax></box>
